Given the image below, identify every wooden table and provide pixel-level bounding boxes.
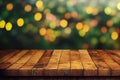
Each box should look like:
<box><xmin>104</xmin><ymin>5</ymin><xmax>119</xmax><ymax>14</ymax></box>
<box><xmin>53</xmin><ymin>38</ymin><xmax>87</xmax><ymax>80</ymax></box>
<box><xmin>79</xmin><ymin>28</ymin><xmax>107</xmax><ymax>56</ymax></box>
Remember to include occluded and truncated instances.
<box><xmin>0</xmin><ymin>50</ymin><xmax>120</xmax><ymax>79</ymax></box>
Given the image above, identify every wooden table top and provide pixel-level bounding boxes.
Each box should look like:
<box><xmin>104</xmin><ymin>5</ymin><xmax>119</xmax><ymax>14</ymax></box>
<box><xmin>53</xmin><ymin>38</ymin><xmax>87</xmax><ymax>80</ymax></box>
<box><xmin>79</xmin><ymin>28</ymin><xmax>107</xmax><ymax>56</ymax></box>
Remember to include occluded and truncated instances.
<box><xmin>0</xmin><ymin>50</ymin><xmax>120</xmax><ymax>76</ymax></box>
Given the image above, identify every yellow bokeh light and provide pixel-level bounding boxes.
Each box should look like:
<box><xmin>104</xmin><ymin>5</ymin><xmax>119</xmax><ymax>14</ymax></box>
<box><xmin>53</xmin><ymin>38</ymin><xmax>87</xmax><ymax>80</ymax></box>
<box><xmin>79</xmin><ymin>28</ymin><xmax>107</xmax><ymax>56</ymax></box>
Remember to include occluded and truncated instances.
<box><xmin>86</xmin><ymin>7</ymin><xmax>93</xmax><ymax>14</ymax></box>
<box><xmin>117</xmin><ymin>3</ymin><xmax>120</xmax><ymax>10</ymax></box>
<box><xmin>34</xmin><ymin>12</ymin><xmax>42</xmax><ymax>21</ymax></box>
<box><xmin>111</xmin><ymin>32</ymin><xmax>119</xmax><ymax>40</ymax></box>
<box><xmin>5</xmin><ymin>22</ymin><xmax>12</xmax><ymax>31</ymax></box>
<box><xmin>79</xmin><ymin>30</ymin><xmax>86</xmax><ymax>37</ymax></box>
<box><xmin>106</xmin><ymin>20</ymin><xmax>113</xmax><ymax>27</ymax></box>
<box><xmin>60</xmin><ymin>19</ymin><xmax>68</xmax><ymax>28</ymax></box>
<box><xmin>36</xmin><ymin>0</ymin><xmax>43</xmax><ymax>9</ymax></box>
<box><xmin>83</xmin><ymin>24</ymin><xmax>90</xmax><ymax>32</ymax></box>
<box><xmin>39</xmin><ymin>28</ymin><xmax>46</xmax><ymax>36</ymax></box>
<box><xmin>49</xmin><ymin>22</ymin><xmax>56</xmax><ymax>29</ymax></box>
<box><xmin>17</xmin><ymin>18</ymin><xmax>24</xmax><ymax>27</ymax></box>
<box><xmin>64</xmin><ymin>27</ymin><xmax>71</xmax><ymax>34</ymax></box>
<box><xmin>104</xmin><ymin>7</ymin><xmax>112</xmax><ymax>15</ymax></box>
<box><xmin>6</xmin><ymin>3</ymin><xmax>14</xmax><ymax>11</ymax></box>
<box><xmin>76</xmin><ymin>22</ymin><xmax>83</xmax><ymax>30</ymax></box>
<box><xmin>24</xmin><ymin>4</ymin><xmax>32</xmax><ymax>12</ymax></box>
<box><xmin>0</xmin><ymin>20</ymin><xmax>6</xmax><ymax>28</ymax></box>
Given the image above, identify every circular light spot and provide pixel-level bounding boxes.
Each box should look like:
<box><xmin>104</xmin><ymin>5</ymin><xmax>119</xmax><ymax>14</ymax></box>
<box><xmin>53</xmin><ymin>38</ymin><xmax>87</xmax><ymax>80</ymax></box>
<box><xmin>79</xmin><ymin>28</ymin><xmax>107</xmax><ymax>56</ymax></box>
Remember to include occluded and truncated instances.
<box><xmin>111</xmin><ymin>31</ymin><xmax>118</xmax><ymax>40</ymax></box>
<box><xmin>39</xmin><ymin>28</ymin><xmax>46</xmax><ymax>36</ymax></box>
<box><xmin>83</xmin><ymin>24</ymin><xmax>90</xmax><ymax>32</ymax></box>
<box><xmin>79</xmin><ymin>30</ymin><xmax>86</xmax><ymax>37</ymax></box>
<box><xmin>101</xmin><ymin>26</ymin><xmax>107</xmax><ymax>33</ymax></box>
<box><xmin>64</xmin><ymin>13</ymin><xmax>71</xmax><ymax>19</ymax></box>
<box><xmin>76</xmin><ymin>22</ymin><xmax>83</xmax><ymax>30</ymax></box>
<box><xmin>49</xmin><ymin>22</ymin><xmax>56</xmax><ymax>29</ymax></box>
<box><xmin>106</xmin><ymin>20</ymin><xmax>113</xmax><ymax>27</ymax></box>
<box><xmin>5</xmin><ymin>22</ymin><xmax>12</xmax><ymax>31</ymax></box>
<box><xmin>6</xmin><ymin>3</ymin><xmax>13</xmax><ymax>11</ymax></box>
<box><xmin>17</xmin><ymin>18</ymin><xmax>24</xmax><ymax>27</ymax></box>
<box><xmin>104</xmin><ymin>7</ymin><xmax>112</xmax><ymax>15</ymax></box>
<box><xmin>117</xmin><ymin>3</ymin><xmax>120</xmax><ymax>10</ymax></box>
<box><xmin>60</xmin><ymin>19</ymin><xmax>68</xmax><ymax>28</ymax></box>
<box><xmin>34</xmin><ymin>12</ymin><xmax>42</xmax><ymax>21</ymax></box>
<box><xmin>36</xmin><ymin>0</ymin><xmax>43</xmax><ymax>8</ymax></box>
<box><xmin>24</xmin><ymin>4</ymin><xmax>32</xmax><ymax>12</ymax></box>
<box><xmin>64</xmin><ymin>27</ymin><xmax>71</xmax><ymax>34</ymax></box>
<box><xmin>86</xmin><ymin>6</ymin><xmax>93</xmax><ymax>14</ymax></box>
<box><xmin>0</xmin><ymin>20</ymin><xmax>6</xmax><ymax>28</ymax></box>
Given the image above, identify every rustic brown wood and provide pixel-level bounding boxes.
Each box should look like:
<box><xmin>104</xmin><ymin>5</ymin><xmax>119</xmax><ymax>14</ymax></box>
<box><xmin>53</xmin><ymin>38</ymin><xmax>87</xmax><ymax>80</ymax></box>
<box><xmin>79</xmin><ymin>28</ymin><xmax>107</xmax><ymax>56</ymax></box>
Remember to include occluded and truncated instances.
<box><xmin>32</xmin><ymin>50</ymin><xmax>53</xmax><ymax>76</ymax></box>
<box><xmin>44</xmin><ymin>50</ymin><xmax>62</xmax><ymax>76</ymax></box>
<box><xmin>0</xmin><ymin>50</ymin><xmax>28</xmax><ymax>69</ymax></box>
<box><xmin>57</xmin><ymin>50</ymin><xmax>70</xmax><ymax>76</ymax></box>
<box><xmin>4</xmin><ymin>50</ymin><xmax>35</xmax><ymax>76</ymax></box>
<box><xmin>88</xmin><ymin>50</ymin><xmax>111</xmax><ymax>76</ymax></box>
<box><xmin>0</xmin><ymin>50</ymin><xmax>120</xmax><ymax>77</ymax></box>
<box><xmin>70</xmin><ymin>50</ymin><xmax>83</xmax><ymax>76</ymax></box>
<box><xmin>19</xmin><ymin>50</ymin><xmax>45</xmax><ymax>76</ymax></box>
<box><xmin>0</xmin><ymin>50</ymin><xmax>13</xmax><ymax>58</ymax></box>
<box><xmin>106</xmin><ymin>50</ymin><xmax>120</xmax><ymax>65</ymax></box>
<box><xmin>0</xmin><ymin>50</ymin><xmax>20</xmax><ymax>64</ymax></box>
<box><xmin>97</xmin><ymin>50</ymin><xmax>120</xmax><ymax>76</ymax></box>
<box><xmin>79</xmin><ymin>50</ymin><xmax>97</xmax><ymax>76</ymax></box>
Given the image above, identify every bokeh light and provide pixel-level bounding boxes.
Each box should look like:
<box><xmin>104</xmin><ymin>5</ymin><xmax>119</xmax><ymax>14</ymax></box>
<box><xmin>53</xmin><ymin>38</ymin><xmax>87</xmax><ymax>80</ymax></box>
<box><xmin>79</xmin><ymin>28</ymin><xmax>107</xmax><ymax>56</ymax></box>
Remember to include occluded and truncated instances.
<box><xmin>17</xmin><ymin>18</ymin><xmax>24</xmax><ymax>27</ymax></box>
<box><xmin>117</xmin><ymin>3</ymin><xmax>120</xmax><ymax>10</ymax></box>
<box><xmin>76</xmin><ymin>22</ymin><xmax>83</xmax><ymax>30</ymax></box>
<box><xmin>111</xmin><ymin>31</ymin><xmax>119</xmax><ymax>40</ymax></box>
<box><xmin>34</xmin><ymin>12</ymin><xmax>42</xmax><ymax>21</ymax></box>
<box><xmin>104</xmin><ymin>7</ymin><xmax>112</xmax><ymax>15</ymax></box>
<box><xmin>5</xmin><ymin>22</ymin><xmax>12</xmax><ymax>31</ymax></box>
<box><xmin>60</xmin><ymin>19</ymin><xmax>68</xmax><ymax>28</ymax></box>
<box><xmin>39</xmin><ymin>28</ymin><xmax>46</xmax><ymax>36</ymax></box>
<box><xmin>0</xmin><ymin>20</ymin><xmax>6</xmax><ymax>28</ymax></box>
<box><xmin>6</xmin><ymin>3</ymin><xmax>13</xmax><ymax>11</ymax></box>
<box><xmin>0</xmin><ymin>0</ymin><xmax>120</xmax><ymax>49</ymax></box>
<box><xmin>24</xmin><ymin>4</ymin><xmax>32</xmax><ymax>12</ymax></box>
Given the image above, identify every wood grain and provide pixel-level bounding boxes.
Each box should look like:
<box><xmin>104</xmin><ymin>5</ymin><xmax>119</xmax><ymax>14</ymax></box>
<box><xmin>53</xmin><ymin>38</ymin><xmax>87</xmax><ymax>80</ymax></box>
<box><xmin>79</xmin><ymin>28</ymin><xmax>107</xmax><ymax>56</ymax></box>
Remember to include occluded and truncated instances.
<box><xmin>0</xmin><ymin>50</ymin><xmax>120</xmax><ymax>76</ymax></box>
<box><xmin>97</xmin><ymin>50</ymin><xmax>120</xmax><ymax>76</ymax></box>
<box><xmin>88</xmin><ymin>50</ymin><xmax>111</xmax><ymax>76</ymax></box>
<box><xmin>33</xmin><ymin>50</ymin><xmax>53</xmax><ymax>76</ymax></box>
<box><xmin>19</xmin><ymin>50</ymin><xmax>45</xmax><ymax>76</ymax></box>
<box><xmin>57</xmin><ymin>50</ymin><xmax>70</xmax><ymax>76</ymax></box>
<box><xmin>44</xmin><ymin>50</ymin><xmax>62</xmax><ymax>76</ymax></box>
<box><xmin>70</xmin><ymin>50</ymin><xmax>83</xmax><ymax>76</ymax></box>
<box><xmin>79</xmin><ymin>50</ymin><xmax>97</xmax><ymax>76</ymax></box>
<box><xmin>4</xmin><ymin>50</ymin><xmax>35</xmax><ymax>76</ymax></box>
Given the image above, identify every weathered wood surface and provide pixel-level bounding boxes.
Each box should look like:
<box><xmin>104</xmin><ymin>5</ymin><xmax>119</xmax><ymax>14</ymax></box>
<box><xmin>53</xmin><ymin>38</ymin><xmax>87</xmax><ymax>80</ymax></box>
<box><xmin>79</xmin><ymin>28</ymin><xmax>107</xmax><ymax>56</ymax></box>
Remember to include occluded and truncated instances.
<box><xmin>0</xmin><ymin>50</ymin><xmax>120</xmax><ymax>76</ymax></box>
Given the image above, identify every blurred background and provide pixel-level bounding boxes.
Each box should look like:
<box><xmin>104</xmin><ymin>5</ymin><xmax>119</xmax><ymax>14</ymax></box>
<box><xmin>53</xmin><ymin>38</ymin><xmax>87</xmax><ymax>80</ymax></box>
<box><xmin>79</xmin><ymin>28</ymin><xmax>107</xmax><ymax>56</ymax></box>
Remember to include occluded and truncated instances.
<box><xmin>0</xmin><ymin>0</ymin><xmax>120</xmax><ymax>49</ymax></box>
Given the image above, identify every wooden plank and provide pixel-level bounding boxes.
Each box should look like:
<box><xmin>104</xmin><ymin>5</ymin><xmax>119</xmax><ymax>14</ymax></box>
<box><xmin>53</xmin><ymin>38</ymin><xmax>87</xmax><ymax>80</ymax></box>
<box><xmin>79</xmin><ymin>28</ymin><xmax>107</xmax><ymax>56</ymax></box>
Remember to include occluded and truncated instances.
<box><xmin>70</xmin><ymin>50</ymin><xmax>83</xmax><ymax>76</ymax></box>
<box><xmin>0</xmin><ymin>50</ymin><xmax>28</xmax><ymax>69</ymax></box>
<box><xmin>0</xmin><ymin>50</ymin><xmax>20</xmax><ymax>64</ymax></box>
<box><xmin>110</xmin><ymin>50</ymin><xmax>120</xmax><ymax>57</ymax></box>
<box><xmin>0</xmin><ymin>50</ymin><xmax>13</xmax><ymax>58</ymax></box>
<box><xmin>79</xmin><ymin>50</ymin><xmax>97</xmax><ymax>76</ymax></box>
<box><xmin>44</xmin><ymin>50</ymin><xmax>62</xmax><ymax>76</ymax></box>
<box><xmin>32</xmin><ymin>50</ymin><xmax>53</xmax><ymax>76</ymax></box>
<box><xmin>97</xmin><ymin>50</ymin><xmax>120</xmax><ymax>76</ymax></box>
<box><xmin>57</xmin><ymin>50</ymin><xmax>70</xmax><ymax>76</ymax></box>
<box><xmin>106</xmin><ymin>50</ymin><xmax>120</xmax><ymax>65</ymax></box>
<box><xmin>88</xmin><ymin>50</ymin><xmax>111</xmax><ymax>76</ymax></box>
<box><xmin>4</xmin><ymin>50</ymin><xmax>35</xmax><ymax>76</ymax></box>
<box><xmin>19</xmin><ymin>50</ymin><xmax>45</xmax><ymax>76</ymax></box>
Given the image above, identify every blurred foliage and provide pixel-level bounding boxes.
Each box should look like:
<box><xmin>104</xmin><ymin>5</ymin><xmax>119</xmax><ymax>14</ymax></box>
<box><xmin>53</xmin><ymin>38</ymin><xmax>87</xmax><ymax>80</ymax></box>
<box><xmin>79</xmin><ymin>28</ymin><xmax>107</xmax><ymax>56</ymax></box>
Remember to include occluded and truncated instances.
<box><xmin>0</xmin><ymin>0</ymin><xmax>120</xmax><ymax>49</ymax></box>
